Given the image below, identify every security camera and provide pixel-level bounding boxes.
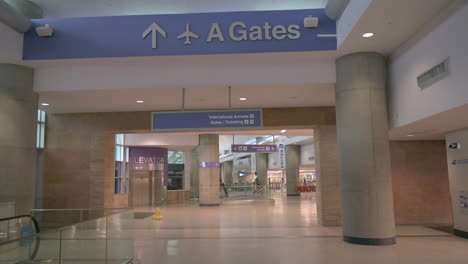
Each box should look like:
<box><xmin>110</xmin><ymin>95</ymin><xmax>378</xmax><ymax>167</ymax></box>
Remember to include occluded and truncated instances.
<box><xmin>304</xmin><ymin>17</ymin><xmax>319</xmax><ymax>28</ymax></box>
<box><xmin>36</xmin><ymin>24</ymin><xmax>54</xmax><ymax>37</ymax></box>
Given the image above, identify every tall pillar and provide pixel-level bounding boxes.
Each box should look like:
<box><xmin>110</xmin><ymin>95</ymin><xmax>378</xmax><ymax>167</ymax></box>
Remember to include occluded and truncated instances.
<box><xmin>0</xmin><ymin>64</ymin><xmax>38</xmax><ymax>214</ymax></box>
<box><xmin>336</xmin><ymin>52</ymin><xmax>396</xmax><ymax>245</ymax></box>
<box><xmin>184</xmin><ymin>151</ymin><xmax>191</xmax><ymax>191</ymax></box>
<box><xmin>223</xmin><ymin>161</ymin><xmax>233</xmax><ymax>185</ymax></box>
<box><xmin>255</xmin><ymin>153</ymin><xmax>268</xmax><ymax>185</ymax></box>
<box><xmin>285</xmin><ymin>145</ymin><xmax>300</xmax><ymax>196</ymax></box>
<box><xmin>198</xmin><ymin>134</ymin><xmax>220</xmax><ymax>206</ymax></box>
<box><xmin>190</xmin><ymin>146</ymin><xmax>199</xmax><ymax>198</ymax></box>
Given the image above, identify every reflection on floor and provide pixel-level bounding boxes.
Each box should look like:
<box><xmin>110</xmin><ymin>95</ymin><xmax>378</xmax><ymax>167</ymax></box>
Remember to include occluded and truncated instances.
<box><xmin>5</xmin><ymin>194</ymin><xmax>468</xmax><ymax>264</ymax></box>
<box><xmin>129</xmin><ymin>194</ymin><xmax>467</xmax><ymax>264</ymax></box>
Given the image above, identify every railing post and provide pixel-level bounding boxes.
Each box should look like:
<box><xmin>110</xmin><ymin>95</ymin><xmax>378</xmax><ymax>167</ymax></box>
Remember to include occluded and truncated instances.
<box><xmin>59</xmin><ymin>229</ymin><xmax>62</xmax><ymax>264</ymax></box>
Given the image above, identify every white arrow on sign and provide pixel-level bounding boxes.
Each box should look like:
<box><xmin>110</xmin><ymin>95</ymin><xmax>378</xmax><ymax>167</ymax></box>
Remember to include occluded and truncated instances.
<box><xmin>142</xmin><ymin>23</ymin><xmax>167</xmax><ymax>49</ymax></box>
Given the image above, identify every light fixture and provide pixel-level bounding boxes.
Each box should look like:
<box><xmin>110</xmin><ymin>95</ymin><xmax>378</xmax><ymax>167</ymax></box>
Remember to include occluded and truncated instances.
<box><xmin>407</xmin><ymin>134</ymin><xmax>415</xmax><ymax>137</ymax></box>
<box><xmin>239</xmin><ymin>97</ymin><xmax>247</xmax><ymax>101</ymax></box>
<box><xmin>41</xmin><ymin>103</ymin><xmax>49</xmax><ymax>106</ymax></box>
<box><xmin>362</xmin><ymin>32</ymin><xmax>374</xmax><ymax>38</ymax></box>
<box><xmin>281</xmin><ymin>129</ymin><xmax>287</xmax><ymax>133</ymax></box>
<box><xmin>136</xmin><ymin>100</ymin><xmax>144</xmax><ymax>104</ymax></box>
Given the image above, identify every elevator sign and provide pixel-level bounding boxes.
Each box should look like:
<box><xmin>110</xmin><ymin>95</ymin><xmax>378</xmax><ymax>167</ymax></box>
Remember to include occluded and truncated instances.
<box><xmin>152</xmin><ymin>109</ymin><xmax>262</xmax><ymax>131</ymax></box>
<box><xmin>23</xmin><ymin>9</ymin><xmax>336</xmax><ymax>60</ymax></box>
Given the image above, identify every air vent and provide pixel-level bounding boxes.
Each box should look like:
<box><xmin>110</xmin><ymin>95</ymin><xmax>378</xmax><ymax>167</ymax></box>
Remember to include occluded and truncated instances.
<box><xmin>417</xmin><ymin>58</ymin><xmax>449</xmax><ymax>89</ymax></box>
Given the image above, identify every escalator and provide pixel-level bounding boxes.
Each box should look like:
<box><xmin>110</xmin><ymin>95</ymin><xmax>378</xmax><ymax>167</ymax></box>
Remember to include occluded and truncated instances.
<box><xmin>0</xmin><ymin>215</ymin><xmax>41</xmax><ymax>263</ymax></box>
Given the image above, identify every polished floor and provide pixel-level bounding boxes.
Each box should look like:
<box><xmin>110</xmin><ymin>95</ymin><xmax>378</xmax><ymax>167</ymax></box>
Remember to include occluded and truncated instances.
<box><xmin>126</xmin><ymin>194</ymin><xmax>468</xmax><ymax>264</ymax></box>
<box><xmin>3</xmin><ymin>194</ymin><xmax>468</xmax><ymax>264</ymax></box>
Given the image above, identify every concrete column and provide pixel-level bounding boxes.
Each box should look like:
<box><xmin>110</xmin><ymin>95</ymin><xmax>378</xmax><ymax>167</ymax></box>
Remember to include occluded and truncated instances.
<box><xmin>198</xmin><ymin>134</ymin><xmax>220</xmax><ymax>206</ymax></box>
<box><xmin>190</xmin><ymin>146</ymin><xmax>199</xmax><ymax>198</ymax></box>
<box><xmin>336</xmin><ymin>52</ymin><xmax>396</xmax><ymax>245</ymax></box>
<box><xmin>184</xmin><ymin>151</ymin><xmax>191</xmax><ymax>191</ymax></box>
<box><xmin>0</xmin><ymin>64</ymin><xmax>38</xmax><ymax>214</ymax></box>
<box><xmin>4</xmin><ymin>0</ymin><xmax>43</xmax><ymax>19</ymax></box>
<box><xmin>285</xmin><ymin>145</ymin><xmax>300</xmax><ymax>196</ymax></box>
<box><xmin>223</xmin><ymin>161</ymin><xmax>233</xmax><ymax>185</ymax></box>
<box><xmin>255</xmin><ymin>153</ymin><xmax>268</xmax><ymax>185</ymax></box>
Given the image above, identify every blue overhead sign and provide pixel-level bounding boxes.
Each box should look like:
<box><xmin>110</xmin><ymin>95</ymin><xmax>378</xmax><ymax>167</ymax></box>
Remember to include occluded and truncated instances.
<box><xmin>23</xmin><ymin>9</ymin><xmax>336</xmax><ymax>60</ymax></box>
<box><xmin>152</xmin><ymin>110</ymin><xmax>262</xmax><ymax>131</ymax></box>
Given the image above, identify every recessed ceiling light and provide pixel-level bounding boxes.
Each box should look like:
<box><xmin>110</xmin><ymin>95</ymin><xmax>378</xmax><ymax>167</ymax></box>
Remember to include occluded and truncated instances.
<box><xmin>362</xmin><ymin>32</ymin><xmax>374</xmax><ymax>38</ymax></box>
<box><xmin>136</xmin><ymin>100</ymin><xmax>144</xmax><ymax>104</ymax></box>
<box><xmin>407</xmin><ymin>134</ymin><xmax>415</xmax><ymax>137</ymax></box>
<box><xmin>281</xmin><ymin>129</ymin><xmax>287</xmax><ymax>133</ymax></box>
<box><xmin>240</xmin><ymin>97</ymin><xmax>247</xmax><ymax>101</ymax></box>
<box><xmin>41</xmin><ymin>103</ymin><xmax>49</xmax><ymax>106</ymax></box>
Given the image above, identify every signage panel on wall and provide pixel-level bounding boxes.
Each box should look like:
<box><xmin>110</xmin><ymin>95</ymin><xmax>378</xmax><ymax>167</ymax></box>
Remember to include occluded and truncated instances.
<box><xmin>152</xmin><ymin>109</ymin><xmax>262</xmax><ymax>131</ymax></box>
<box><xmin>231</xmin><ymin>144</ymin><xmax>277</xmax><ymax>153</ymax></box>
<box><xmin>279</xmin><ymin>144</ymin><xmax>285</xmax><ymax>169</ymax></box>
<box><xmin>128</xmin><ymin>147</ymin><xmax>168</xmax><ymax>185</ymax></box>
<box><xmin>23</xmin><ymin>9</ymin><xmax>336</xmax><ymax>60</ymax></box>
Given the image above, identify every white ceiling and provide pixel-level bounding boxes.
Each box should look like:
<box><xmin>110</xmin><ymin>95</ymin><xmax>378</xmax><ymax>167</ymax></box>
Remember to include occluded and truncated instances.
<box><xmin>389</xmin><ymin>103</ymin><xmax>468</xmax><ymax>140</ymax></box>
<box><xmin>38</xmin><ymin>83</ymin><xmax>335</xmax><ymax>113</ymax></box>
<box><xmin>339</xmin><ymin>0</ymin><xmax>454</xmax><ymax>55</ymax></box>
<box><xmin>31</xmin><ymin>0</ymin><xmax>327</xmax><ymax>18</ymax></box>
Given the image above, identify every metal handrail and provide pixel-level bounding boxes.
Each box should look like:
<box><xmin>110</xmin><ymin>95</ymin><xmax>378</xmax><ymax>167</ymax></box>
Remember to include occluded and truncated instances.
<box><xmin>0</xmin><ymin>214</ymin><xmax>41</xmax><ymax>260</ymax></box>
<box><xmin>0</xmin><ymin>214</ymin><xmax>40</xmax><ymax>234</ymax></box>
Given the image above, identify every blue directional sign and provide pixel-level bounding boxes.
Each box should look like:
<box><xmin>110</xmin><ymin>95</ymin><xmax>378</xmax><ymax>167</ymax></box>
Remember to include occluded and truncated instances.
<box><xmin>152</xmin><ymin>110</ymin><xmax>262</xmax><ymax>131</ymax></box>
<box><xmin>23</xmin><ymin>9</ymin><xmax>336</xmax><ymax>60</ymax></box>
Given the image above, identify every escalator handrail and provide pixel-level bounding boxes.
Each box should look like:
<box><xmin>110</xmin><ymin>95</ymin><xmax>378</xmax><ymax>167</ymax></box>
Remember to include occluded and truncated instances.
<box><xmin>0</xmin><ymin>214</ymin><xmax>40</xmax><ymax>234</ymax></box>
<box><xmin>0</xmin><ymin>215</ymin><xmax>41</xmax><ymax>260</ymax></box>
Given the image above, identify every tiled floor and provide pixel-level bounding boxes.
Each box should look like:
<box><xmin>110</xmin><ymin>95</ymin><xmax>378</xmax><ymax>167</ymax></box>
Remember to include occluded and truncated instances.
<box><xmin>124</xmin><ymin>194</ymin><xmax>468</xmax><ymax>264</ymax></box>
<box><xmin>3</xmin><ymin>194</ymin><xmax>468</xmax><ymax>264</ymax></box>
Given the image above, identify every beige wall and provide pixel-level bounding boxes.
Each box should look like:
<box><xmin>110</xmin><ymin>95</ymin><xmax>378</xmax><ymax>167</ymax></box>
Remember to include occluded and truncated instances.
<box><xmin>44</xmin><ymin>112</ymin><xmax>150</xmax><ymax>208</ymax></box>
<box><xmin>43</xmin><ymin>107</ymin><xmax>333</xmax><ymax>209</ymax></box>
<box><xmin>391</xmin><ymin>141</ymin><xmax>452</xmax><ymax>225</ymax></box>
<box><xmin>315</xmin><ymin>139</ymin><xmax>452</xmax><ymax>226</ymax></box>
<box><xmin>314</xmin><ymin>125</ymin><xmax>341</xmax><ymax>226</ymax></box>
<box><xmin>43</xmin><ymin>108</ymin><xmax>452</xmax><ymax>227</ymax></box>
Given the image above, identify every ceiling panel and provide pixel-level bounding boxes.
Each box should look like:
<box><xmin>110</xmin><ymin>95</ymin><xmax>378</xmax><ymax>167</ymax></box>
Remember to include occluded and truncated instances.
<box><xmin>39</xmin><ymin>84</ymin><xmax>335</xmax><ymax>113</ymax></box>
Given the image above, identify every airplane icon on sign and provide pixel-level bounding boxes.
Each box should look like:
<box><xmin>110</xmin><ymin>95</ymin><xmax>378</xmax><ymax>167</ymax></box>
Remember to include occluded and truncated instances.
<box><xmin>177</xmin><ymin>24</ymin><xmax>199</xmax><ymax>45</ymax></box>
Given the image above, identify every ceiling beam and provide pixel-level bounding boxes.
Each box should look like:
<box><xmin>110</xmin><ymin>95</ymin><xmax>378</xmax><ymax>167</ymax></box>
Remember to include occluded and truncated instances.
<box><xmin>325</xmin><ymin>0</ymin><xmax>350</xmax><ymax>20</ymax></box>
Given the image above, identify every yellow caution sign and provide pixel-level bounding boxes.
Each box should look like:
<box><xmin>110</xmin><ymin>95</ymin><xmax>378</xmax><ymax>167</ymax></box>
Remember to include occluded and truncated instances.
<box><xmin>152</xmin><ymin>208</ymin><xmax>163</xmax><ymax>220</ymax></box>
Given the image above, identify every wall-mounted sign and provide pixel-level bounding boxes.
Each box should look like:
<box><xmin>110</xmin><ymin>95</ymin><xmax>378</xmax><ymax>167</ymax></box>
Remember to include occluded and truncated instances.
<box><xmin>460</xmin><ymin>191</ymin><xmax>468</xmax><ymax>210</ymax></box>
<box><xmin>199</xmin><ymin>162</ymin><xmax>220</xmax><ymax>168</ymax></box>
<box><xmin>152</xmin><ymin>109</ymin><xmax>262</xmax><ymax>131</ymax></box>
<box><xmin>279</xmin><ymin>144</ymin><xmax>285</xmax><ymax>169</ymax></box>
<box><xmin>452</xmin><ymin>159</ymin><xmax>468</xmax><ymax>166</ymax></box>
<box><xmin>231</xmin><ymin>144</ymin><xmax>277</xmax><ymax>153</ymax></box>
<box><xmin>23</xmin><ymin>9</ymin><xmax>336</xmax><ymax>60</ymax></box>
<box><xmin>449</xmin><ymin>143</ymin><xmax>461</xmax><ymax>150</ymax></box>
<box><xmin>129</xmin><ymin>147</ymin><xmax>168</xmax><ymax>185</ymax></box>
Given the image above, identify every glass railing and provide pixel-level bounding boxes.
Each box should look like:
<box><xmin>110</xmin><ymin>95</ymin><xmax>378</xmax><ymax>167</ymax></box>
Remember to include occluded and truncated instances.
<box><xmin>222</xmin><ymin>184</ymin><xmax>272</xmax><ymax>201</ymax></box>
<box><xmin>0</xmin><ymin>202</ymin><xmax>15</xmax><ymax>220</ymax></box>
<box><xmin>30</xmin><ymin>208</ymin><xmax>129</xmax><ymax>231</ymax></box>
<box><xmin>0</xmin><ymin>215</ymin><xmax>40</xmax><ymax>264</ymax></box>
<box><xmin>1</xmin><ymin>210</ymin><xmax>134</xmax><ymax>264</ymax></box>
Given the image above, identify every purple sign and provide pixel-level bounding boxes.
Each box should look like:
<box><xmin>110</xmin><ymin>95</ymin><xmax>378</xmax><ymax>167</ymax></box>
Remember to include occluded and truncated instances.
<box><xmin>129</xmin><ymin>147</ymin><xmax>168</xmax><ymax>185</ymax></box>
<box><xmin>199</xmin><ymin>162</ymin><xmax>220</xmax><ymax>168</ymax></box>
<box><xmin>231</xmin><ymin>144</ymin><xmax>277</xmax><ymax>153</ymax></box>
